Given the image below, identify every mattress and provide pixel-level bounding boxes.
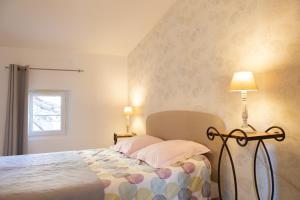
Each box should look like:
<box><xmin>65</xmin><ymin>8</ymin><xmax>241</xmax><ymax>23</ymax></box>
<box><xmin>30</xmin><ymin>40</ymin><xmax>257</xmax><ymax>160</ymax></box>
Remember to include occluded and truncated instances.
<box><xmin>0</xmin><ymin>148</ymin><xmax>211</xmax><ymax>200</ymax></box>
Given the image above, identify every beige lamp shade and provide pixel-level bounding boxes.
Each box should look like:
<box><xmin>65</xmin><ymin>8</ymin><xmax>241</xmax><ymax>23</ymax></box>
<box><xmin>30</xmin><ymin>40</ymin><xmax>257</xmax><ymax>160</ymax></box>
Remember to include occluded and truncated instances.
<box><xmin>230</xmin><ymin>71</ymin><xmax>258</xmax><ymax>91</ymax></box>
<box><xmin>123</xmin><ymin>106</ymin><xmax>133</xmax><ymax>115</ymax></box>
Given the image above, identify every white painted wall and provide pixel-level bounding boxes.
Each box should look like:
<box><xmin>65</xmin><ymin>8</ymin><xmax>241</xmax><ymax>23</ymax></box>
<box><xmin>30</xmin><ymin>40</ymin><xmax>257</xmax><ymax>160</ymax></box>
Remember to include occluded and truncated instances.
<box><xmin>0</xmin><ymin>47</ymin><xmax>128</xmax><ymax>155</ymax></box>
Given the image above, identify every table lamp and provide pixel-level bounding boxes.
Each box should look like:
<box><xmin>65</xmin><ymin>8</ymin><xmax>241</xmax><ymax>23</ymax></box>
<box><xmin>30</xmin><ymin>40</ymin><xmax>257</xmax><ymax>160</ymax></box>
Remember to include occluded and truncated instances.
<box><xmin>230</xmin><ymin>72</ymin><xmax>258</xmax><ymax>132</ymax></box>
<box><xmin>123</xmin><ymin>106</ymin><xmax>133</xmax><ymax>133</ymax></box>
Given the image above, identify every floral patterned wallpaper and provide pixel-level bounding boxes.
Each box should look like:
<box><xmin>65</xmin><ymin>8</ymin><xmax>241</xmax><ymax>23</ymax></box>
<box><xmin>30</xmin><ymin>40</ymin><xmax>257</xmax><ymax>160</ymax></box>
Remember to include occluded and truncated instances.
<box><xmin>128</xmin><ymin>0</ymin><xmax>300</xmax><ymax>199</ymax></box>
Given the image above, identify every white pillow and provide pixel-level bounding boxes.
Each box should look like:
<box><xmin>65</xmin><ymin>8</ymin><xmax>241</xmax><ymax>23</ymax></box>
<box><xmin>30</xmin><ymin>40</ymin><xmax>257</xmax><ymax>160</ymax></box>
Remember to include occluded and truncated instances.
<box><xmin>134</xmin><ymin>140</ymin><xmax>210</xmax><ymax>168</ymax></box>
<box><xmin>111</xmin><ymin>135</ymin><xmax>163</xmax><ymax>156</ymax></box>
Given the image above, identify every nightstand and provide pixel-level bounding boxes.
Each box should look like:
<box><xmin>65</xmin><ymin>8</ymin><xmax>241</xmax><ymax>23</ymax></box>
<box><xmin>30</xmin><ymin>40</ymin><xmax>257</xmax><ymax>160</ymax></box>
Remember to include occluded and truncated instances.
<box><xmin>113</xmin><ymin>132</ymin><xmax>136</xmax><ymax>144</ymax></box>
<box><xmin>207</xmin><ymin>125</ymin><xmax>285</xmax><ymax>200</ymax></box>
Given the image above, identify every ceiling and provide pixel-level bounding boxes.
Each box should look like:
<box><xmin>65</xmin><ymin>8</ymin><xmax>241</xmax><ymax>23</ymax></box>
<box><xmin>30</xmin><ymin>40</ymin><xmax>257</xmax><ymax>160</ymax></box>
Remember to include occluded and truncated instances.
<box><xmin>0</xmin><ymin>0</ymin><xmax>176</xmax><ymax>56</ymax></box>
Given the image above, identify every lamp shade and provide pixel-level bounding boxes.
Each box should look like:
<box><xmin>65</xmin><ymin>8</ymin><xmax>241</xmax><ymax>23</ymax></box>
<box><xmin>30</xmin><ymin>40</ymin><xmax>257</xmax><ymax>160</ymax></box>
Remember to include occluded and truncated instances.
<box><xmin>123</xmin><ymin>106</ymin><xmax>133</xmax><ymax>115</ymax></box>
<box><xmin>230</xmin><ymin>71</ymin><xmax>258</xmax><ymax>91</ymax></box>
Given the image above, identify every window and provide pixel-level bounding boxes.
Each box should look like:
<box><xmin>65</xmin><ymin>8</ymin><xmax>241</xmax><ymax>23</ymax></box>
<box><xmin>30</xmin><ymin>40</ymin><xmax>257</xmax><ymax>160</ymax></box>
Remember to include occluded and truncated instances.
<box><xmin>29</xmin><ymin>91</ymin><xmax>68</xmax><ymax>136</ymax></box>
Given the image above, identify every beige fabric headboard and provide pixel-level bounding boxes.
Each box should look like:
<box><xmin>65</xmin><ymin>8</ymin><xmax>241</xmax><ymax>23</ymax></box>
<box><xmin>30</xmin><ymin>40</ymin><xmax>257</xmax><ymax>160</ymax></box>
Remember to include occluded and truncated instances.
<box><xmin>146</xmin><ymin>111</ymin><xmax>225</xmax><ymax>182</ymax></box>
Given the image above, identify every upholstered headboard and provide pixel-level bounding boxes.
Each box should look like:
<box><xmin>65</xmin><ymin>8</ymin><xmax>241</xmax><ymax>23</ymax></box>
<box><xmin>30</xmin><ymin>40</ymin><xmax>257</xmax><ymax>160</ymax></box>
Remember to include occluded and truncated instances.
<box><xmin>146</xmin><ymin>111</ymin><xmax>225</xmax><ymax>182</ymax></box>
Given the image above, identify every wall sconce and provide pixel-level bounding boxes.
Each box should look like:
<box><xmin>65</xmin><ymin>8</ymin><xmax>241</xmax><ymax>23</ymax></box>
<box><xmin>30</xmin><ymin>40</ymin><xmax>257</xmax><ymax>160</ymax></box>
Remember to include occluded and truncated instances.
<box><xmin>230</xmin><ymin>71</ymin><xmax>258</xmax><ymax>132</ymax></box>
<box><xmin>123</xmin><ymin>106</ymin><xmax>133</xmax><ymax>133</ymax></box>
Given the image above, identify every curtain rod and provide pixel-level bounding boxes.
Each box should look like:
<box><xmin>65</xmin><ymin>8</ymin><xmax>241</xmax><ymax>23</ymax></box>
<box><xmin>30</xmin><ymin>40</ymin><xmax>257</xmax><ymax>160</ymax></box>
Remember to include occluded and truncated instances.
<box><xmin>4</xmin><ymin>66</ymin><xmax>84</xmax><ymax>73</ymax></box>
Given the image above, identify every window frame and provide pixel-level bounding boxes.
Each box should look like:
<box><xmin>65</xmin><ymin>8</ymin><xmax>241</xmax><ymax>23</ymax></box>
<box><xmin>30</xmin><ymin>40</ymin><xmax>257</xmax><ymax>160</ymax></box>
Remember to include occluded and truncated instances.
<box><xmin>28</xmin><ymin>90</ymin><xmax>68</xmax><ymax>137</ymax></box>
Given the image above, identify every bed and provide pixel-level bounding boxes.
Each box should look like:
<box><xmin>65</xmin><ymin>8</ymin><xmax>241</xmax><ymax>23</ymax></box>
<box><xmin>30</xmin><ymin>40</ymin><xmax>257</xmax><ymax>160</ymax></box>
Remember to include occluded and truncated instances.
<box><xmin>0</xmin><ymin>111</ymin><xmax>225</xmax><ymax>200</ymax></box>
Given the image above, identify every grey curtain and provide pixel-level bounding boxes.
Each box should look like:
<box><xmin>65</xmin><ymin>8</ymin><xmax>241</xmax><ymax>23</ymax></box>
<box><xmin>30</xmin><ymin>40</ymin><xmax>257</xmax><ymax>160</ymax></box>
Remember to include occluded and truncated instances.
<box><xmin>4</xmin><ymin>64</ymin><xmax>29</xmax><ymax>156</ymax></box>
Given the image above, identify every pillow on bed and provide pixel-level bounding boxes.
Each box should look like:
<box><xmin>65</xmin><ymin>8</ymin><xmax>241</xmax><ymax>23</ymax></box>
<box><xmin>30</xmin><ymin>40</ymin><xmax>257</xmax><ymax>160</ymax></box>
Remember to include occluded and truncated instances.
<box><xmin>111</xmin><ymin>135</ymin><xmax>163</xmax><ymax>156</ymax></box>
<box><xmin>134</xmin><ymin>140</ymin><xmax>210</xmax><ymax>168</ymax></box>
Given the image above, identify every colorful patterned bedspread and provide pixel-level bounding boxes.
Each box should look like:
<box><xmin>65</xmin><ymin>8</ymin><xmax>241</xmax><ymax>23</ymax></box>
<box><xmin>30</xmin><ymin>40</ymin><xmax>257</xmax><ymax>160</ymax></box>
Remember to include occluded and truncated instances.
<box><xmin>79</xmin><ymin>148</ymin><xmax>211</xmax><ymax>200</ymax></box>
